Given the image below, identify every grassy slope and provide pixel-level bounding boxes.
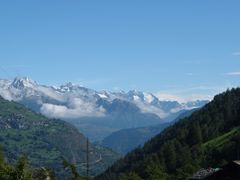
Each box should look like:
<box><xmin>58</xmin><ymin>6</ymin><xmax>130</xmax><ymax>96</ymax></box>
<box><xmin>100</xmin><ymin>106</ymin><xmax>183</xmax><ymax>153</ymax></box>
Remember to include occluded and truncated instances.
<box><xmin>203</xmin><ymin>127</ymin><xmax>240</xmax><ymax>149</ymax></box>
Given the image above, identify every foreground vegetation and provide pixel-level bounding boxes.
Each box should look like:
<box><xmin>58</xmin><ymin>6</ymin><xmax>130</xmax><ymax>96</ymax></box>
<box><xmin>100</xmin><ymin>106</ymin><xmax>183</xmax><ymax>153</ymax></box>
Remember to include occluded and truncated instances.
<box><xmin>0</xmin><ymin>147</ymin><xmax>92</xmax><ymax>180</ymax></box>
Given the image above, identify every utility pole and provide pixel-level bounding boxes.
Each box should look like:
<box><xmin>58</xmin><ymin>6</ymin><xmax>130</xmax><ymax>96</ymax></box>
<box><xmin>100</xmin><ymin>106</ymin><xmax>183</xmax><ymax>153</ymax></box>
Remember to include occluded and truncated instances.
<box><xmin>86</xmin><ymin>138</ymin><xmax>89</xmax><ymax>177</ymax></box>
<box><xmin>237</xmin><ymin>140</ymin><xmax>240</xmax><ymax>160</ymax></box>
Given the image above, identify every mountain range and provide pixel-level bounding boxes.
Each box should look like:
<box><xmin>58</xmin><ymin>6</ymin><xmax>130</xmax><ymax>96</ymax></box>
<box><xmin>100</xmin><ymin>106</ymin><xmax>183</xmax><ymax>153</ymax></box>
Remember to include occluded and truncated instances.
<box><xmin>0</xmin><ymin>77</ymin><xmax>209</xmax><ymax>141</ymax></box>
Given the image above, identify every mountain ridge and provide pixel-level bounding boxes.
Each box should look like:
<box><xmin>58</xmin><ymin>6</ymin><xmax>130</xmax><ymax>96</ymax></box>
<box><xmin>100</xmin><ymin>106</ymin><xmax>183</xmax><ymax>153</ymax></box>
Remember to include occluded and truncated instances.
<box><xmin>0</xmin><ymin>77</ymin><xmax>209</xmax><ymax>119</ymax></box>
<box><xmin>0</xmin><ymin>77</ymin><xmax>209</xmax><ymax>141</ymax></box>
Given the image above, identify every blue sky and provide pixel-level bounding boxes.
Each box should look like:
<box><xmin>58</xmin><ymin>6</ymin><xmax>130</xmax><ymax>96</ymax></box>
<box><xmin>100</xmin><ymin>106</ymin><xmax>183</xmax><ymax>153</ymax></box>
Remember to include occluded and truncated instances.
<box><xmin>0</xmin><ymin>1</ymin><xmax>240</xmax><ymax>100</ymax></box>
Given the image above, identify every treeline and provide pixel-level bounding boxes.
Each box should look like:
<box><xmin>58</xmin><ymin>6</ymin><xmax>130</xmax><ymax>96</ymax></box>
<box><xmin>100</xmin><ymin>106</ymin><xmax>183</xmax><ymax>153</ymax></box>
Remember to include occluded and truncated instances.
<box><xmin>96</xmin><ymin>88</ymin><xmax>240</xmax><ymax>180</ymax></box>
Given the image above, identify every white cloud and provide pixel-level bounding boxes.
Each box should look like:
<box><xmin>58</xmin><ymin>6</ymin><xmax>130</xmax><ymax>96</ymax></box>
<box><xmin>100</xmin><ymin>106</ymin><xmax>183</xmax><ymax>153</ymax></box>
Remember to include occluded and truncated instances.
<box><xmin>0</xmin><ymin>90</ymin><xmax>13</xmax><ymax>101</ymax></box>
<box><xmin>153</xmin><ymin>84</ymin><xmax>234</xmax><ymax>104</ymax></box>
<box><xmin>134</xmin><ymin>100</ymin><xmax>168</xmax><ymax>118</ymax></box>
<box><xmin>37</xmin><ymin>86</ymin><xmax>65</xmax><ymax>102</ymax></box>
<box><xmin>143</xmin><ymin>92</ymin><xmax>154</xmax><ymax>103</ymax></box>
<box><xmin>182</xmin><ymin>94</ymin><xmax>213</xmax><ymax>102</ymax></box>
<box><xmin>40</xmin><ymin>98</ymin><xmax>106</xmax><ymax>119</ymax></box>
<box><xmin>154</xmin><ymin>92</ymin><xmax>212</xmax><ymax>103</ymax></box>
<box><xmin>154</xmin><ymin>93</ymin><xmax>185</xmax><ymax>103</ymax></box>
<box><xmin>185</xmin><ymin>73</ymin><xmax>194</xmax><ymax>76</ymax></box>
<box><xmin>226</xmin><ymin>72</ymin><xmax>240</xmax><ymax>76</ymax></box>
<box><xmin>232</xmin><ymin>52</ymin><xmax>240</xmax><ymax>56</ymax></box>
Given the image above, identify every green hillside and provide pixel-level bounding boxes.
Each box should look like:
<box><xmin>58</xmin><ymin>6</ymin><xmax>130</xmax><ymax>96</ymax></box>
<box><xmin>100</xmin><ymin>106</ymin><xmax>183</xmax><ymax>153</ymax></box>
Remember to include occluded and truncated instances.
<box><xmin>203</xmin><ymin>127</ymin><xmax>240</xmax><ymax>149</ymax></box>
<box><xmin>0</xmin><ymin>97</ymin><xmax>120</xmax><ymax>178</ymax></box>
<box><xmin>96</xmin><ymin>88</ymin><xmax>240</xmax><ymax>180</ymax></box>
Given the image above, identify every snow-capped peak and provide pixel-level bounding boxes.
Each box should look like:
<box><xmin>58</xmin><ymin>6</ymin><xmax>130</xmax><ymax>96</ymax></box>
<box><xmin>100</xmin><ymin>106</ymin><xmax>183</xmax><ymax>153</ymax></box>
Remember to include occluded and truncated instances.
<box><xmin>11</xmin><ymin>77</ymin><xmax>37</xmax><ymax>89</ymax></box>
<box><xmin>59</xmin><ymin>82</ymin><xmax>96</xmax><ymax>95</ymax></box>
<box><xmin>59</xmin><ymin>82</ymin><xmax>75</xmax><ymax>92</ymax></box>
<box><xmin>143</xmin><ymin>92</ymin><xmax>155</xmax><ymax>104</ymax></box>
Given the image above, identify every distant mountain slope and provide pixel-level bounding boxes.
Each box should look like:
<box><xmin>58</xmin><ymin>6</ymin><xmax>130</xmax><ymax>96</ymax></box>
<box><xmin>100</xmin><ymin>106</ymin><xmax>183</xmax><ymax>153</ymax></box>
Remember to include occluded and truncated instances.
<box><xmin>100</xmin><ymin>108</ymin><xmax>197</xmax><ymax>154</ymax></box>
<box><xmin>96</xmin><ymin>88</ymin><xmax>240</xmax><ymax>180</ymax></box>
<box><xmin>100</xmin><ymin>123</ymin><xmax>170</xmax><ymax>155</ymax></box>
<box><xmin>0</xmin><ymin>97</ymin><xmax>120</xmax><ymax>178</ymax></box>
<box><xmin>0</xmin><ymin>77</ymin><xmax>208</xmax><ymax>141</ymax></box>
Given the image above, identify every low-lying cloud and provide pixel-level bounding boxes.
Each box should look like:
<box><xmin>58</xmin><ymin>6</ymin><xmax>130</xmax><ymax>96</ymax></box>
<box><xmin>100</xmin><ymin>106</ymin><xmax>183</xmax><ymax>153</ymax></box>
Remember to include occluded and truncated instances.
<box><xmin>40</xmin><ymin>98</ymin><xmax>105</xmax><ymax>119</ymax></box>
<box><xmin>133</xmin><ymin>100</ymin><xmax>168</xmax><ymax>118</ymax></box>
<box><xmin>0</xmin><ymin>90</ymin><xmax>13</xmax><ymax>101</ymax></box>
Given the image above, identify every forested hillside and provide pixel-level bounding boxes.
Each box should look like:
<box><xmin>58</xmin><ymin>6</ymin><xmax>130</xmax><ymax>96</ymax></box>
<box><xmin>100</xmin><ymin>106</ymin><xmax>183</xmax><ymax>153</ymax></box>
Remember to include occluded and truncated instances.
<box><xmin>96</xmin><ymin>88</ymin><xmax>240</xmax><ymax>180</ymax></box>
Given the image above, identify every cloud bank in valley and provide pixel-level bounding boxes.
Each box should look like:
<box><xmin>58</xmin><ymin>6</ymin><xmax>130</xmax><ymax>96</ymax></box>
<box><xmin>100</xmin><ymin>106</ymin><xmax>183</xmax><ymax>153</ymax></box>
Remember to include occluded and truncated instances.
<box><xmin>40</xmin><ymin>97</ymin><xmax>106</xmax><ymax>119</ymax></box>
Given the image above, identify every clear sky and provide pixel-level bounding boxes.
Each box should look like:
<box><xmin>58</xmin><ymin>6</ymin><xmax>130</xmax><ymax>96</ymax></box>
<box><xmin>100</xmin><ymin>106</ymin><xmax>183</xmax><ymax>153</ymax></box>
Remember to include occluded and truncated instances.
<box><xmin>0</xmin><ymin>1</ymin><xmax>240</xmax><ymax>100</ymax></box>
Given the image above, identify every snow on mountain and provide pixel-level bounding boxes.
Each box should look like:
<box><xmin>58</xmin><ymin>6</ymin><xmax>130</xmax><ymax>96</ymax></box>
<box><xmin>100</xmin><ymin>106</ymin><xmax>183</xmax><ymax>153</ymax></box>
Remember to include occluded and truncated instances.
<box><xmin>0</xmin><ymin>77</ymin><xmax>209</xmax><ymax>120</ymax></box>
<box><xmin>11</xmin><ymin>77</ymin><xmax>37</xmax><ymax>89</ymax></box>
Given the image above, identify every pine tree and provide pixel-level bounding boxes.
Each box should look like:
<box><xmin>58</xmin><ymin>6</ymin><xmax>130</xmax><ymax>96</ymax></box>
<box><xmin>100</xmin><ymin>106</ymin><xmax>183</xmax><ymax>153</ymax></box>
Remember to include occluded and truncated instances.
<box><xmin>188</xmin><ymin>122</ymin><xmax>202</xmax><ymax>145</ymax></box>
<box><xmin>163</xmin><ymin>142</ymin><xmax>176</xmax><ymax>172</ymax></box>
<box><xmin>121</xmin><ymin>172</ymin><xmax>142</xmax><ymax>180</ymax></box>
